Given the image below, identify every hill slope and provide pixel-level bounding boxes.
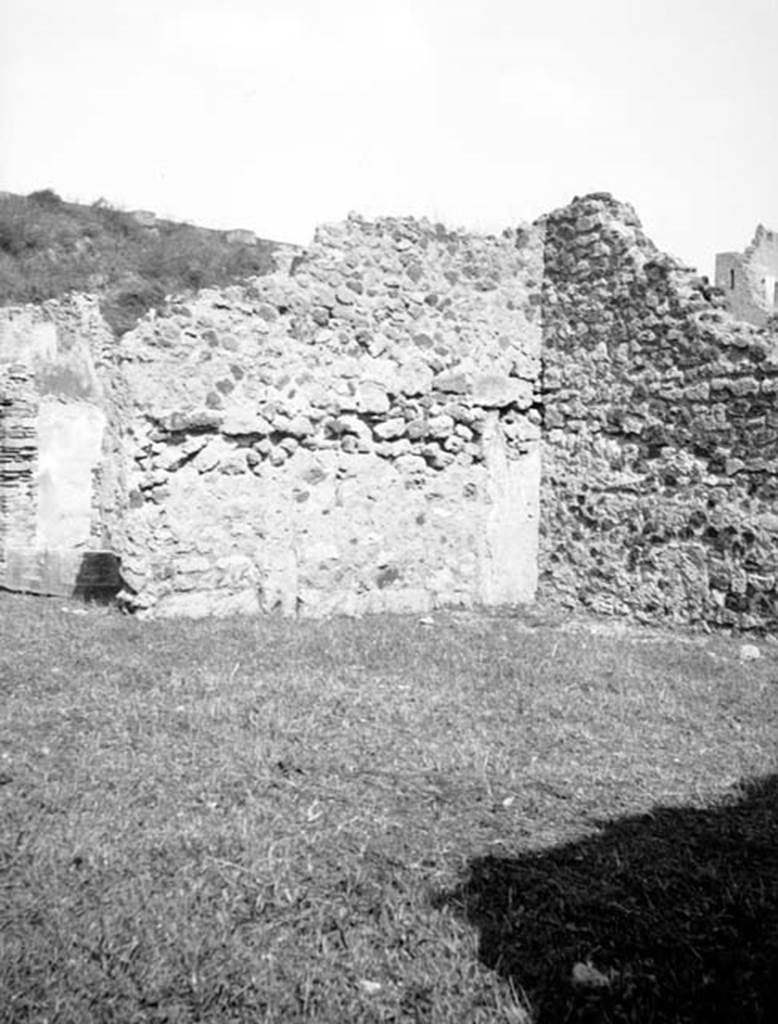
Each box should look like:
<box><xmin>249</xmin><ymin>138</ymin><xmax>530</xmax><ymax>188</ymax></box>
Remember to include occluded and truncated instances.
<box><xmin>0</xmin><ymin>189</ymin><xmax>286</xmax><ymax>335</ymax></box>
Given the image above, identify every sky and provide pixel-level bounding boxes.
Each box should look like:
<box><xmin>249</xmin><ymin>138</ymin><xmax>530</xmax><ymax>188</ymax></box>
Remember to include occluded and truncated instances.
<box><xmin>1</xmin><ymin>0</ymin><xmax>776</xmax><ymax>277</ymax></box>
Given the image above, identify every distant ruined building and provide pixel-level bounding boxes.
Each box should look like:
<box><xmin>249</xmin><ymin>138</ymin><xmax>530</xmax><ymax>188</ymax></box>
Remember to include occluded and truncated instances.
<box><xmin>715</xmin><ymin>225</ymin><xmax>778</xmax><ymax>327</ymax></box>
<box><xmin>3</xmin><ymin>194</ymin><xmax>778</xmax><ymax>630</ymax></box>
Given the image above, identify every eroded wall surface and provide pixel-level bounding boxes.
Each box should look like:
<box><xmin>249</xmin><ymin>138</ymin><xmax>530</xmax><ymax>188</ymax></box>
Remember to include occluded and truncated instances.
<box><xmin>116</xmin><ymin>215</ymin><xmax>543</xmax><ymax>617</ymax></box>
<box><xmin>541</xmin><ymin>194</ymin><xmax>778</xmax><ymax>628</ymax></box>
<box><xmin>0</xmin><ymin>297</ymin><xmax>123</xmax><ymax>596</ymax></box>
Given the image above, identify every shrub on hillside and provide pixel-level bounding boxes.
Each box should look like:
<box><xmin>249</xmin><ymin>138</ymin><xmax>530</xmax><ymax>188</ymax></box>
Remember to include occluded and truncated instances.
<box><xmin>0</xmin><ymin>211</ymin><xmax>46</xmax><ymax>257</ymax></box>
<box><xmin>27</xmin><ymin>188</ymin><xmax>64</xmax><ymax>209</ymax></box>
<box><xmin>0</xmin><ymin>191</ymin><xmax>280</xmax><ymax>335</ymax></box>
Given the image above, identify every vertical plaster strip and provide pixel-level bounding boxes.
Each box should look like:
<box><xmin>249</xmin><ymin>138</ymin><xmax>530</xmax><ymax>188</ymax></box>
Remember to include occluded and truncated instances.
<box><xmin>36</xmin><ymin>399</ymin><xmax>105</xmax><ymax>549</ymax></box>
<box><xmin>480</xmin><ymin>411</ymin><xmax>540</xmax><ymax>605</ymax></box>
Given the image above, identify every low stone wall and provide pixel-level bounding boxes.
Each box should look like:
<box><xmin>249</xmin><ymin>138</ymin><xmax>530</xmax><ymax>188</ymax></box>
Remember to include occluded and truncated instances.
<box><xmin>115</xmin><ymin>214</ymin><xmax>543</xmax><ymax>617</ymax></box>
<box><xmin>540</xmin><ymin>194</ymin><xmax>778</xmax><ymax>629</ymax></box>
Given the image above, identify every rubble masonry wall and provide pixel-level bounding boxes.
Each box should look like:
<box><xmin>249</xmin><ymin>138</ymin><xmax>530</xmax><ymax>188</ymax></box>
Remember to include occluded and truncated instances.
<box><xmin>116</xmin><ymin>214</ymin><xmax>543</xmax><ymax>617</ymax></box>
<box><xmin>541</xmin><ymin>194</ymin><xmax>778</xmax><ymax>629</ymax></box>
<box><xmin>3</xmin><ymin>195</ymin><xmax>778</xmax><ymax>629</ymax></box>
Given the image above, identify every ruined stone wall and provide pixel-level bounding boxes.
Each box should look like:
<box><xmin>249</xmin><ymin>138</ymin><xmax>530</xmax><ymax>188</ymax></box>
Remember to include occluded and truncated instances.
<box><xmin>0</xmin><ymin>296</ymin><xmax>124</xmax><ymax>596</ymax></box>
<box><xmin>715</xmin><ymin>225</ymin><xmax>778</xmax><ymax>327</ymax></box>
<box><xmin>540</xmin><ymin>194</ymin><xmax>778</xmax><ymax>629</ymax></box>
<box><xmin>116</xmin><ymin>215</ymin><xmax>543</xmax><ymax>618</ymax></box>
<box><xmin>5</xmin><ymin>195</ymin><xmax>778</xmax><ymax>630</ymax></box>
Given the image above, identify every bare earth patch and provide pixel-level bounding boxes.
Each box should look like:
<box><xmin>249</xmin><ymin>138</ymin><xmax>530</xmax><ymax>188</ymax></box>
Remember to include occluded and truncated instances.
<box><xmin>1</xmin><ymin>593</ymin><xmax>776</xmax><ymax>1022</ymax></box>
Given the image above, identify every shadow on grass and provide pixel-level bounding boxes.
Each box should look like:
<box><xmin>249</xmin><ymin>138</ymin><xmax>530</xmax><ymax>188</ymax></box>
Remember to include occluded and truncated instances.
<box><xmin>436</xmin><ymin>774</ymin><xmax>778</xmax><ymax>1023</ymax></box>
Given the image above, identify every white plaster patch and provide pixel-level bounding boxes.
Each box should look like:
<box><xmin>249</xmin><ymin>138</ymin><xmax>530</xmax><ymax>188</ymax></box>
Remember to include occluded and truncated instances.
<box><xmin>35</xmin><ymin>399</ymin><xmax>105</xmax><ymax>550</ymax></box>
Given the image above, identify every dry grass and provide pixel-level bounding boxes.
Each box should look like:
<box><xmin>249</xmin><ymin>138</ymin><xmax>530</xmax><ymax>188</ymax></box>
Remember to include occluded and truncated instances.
<box><xmin>1</xmin><ymin>593</ymin><xmax>777</xmax><ymax>1022</ymax></box>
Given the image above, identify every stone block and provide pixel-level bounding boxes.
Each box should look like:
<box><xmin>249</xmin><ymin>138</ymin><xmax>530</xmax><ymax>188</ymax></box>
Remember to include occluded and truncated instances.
<box><xmin>428</xmin><ymin>414</ymin><xmax>455</xmax><ymax>438</ymax></box>
<box><xmin>434</xmin><ymin>372</ymin><xmax>469</xmax><ymax>394</ymax></box>
<box><xmin>222</xmin><ymin>412</ymin><xmax>273</xmax><ymax>436</ymax></box>
<box><xmin>152</xmin><ymin>588</ymin><xmax>261</xmax><ymax>619</ymax></box>
<box><xmin>356</xmin><ymin>383</ymin><xmax>390</xmax><ymax>415</ymax></box>
<box><xmin>397</xmin><ymin>360</ymin><xmax>433</xmax><ymax>396</ymax></box>
<box><xmin>472</xmin><ymin>374</ymin><xmax>533</xmax><ymax>409</ymax></box>
<box><xmin>373</xmin><ymin>417</ymin><xmax>406</xmax><ymax>440</ymax></box>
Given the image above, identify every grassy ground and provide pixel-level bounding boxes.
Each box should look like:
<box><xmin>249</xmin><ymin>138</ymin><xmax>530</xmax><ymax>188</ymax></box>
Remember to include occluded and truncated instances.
<box><xmin>0</xmin><ymin>190</ymin><xmax>280</xmax><ymax>335</ymax></box>
<box><xmin>1</xmin><ymin>593</ymin><xmax>776</xmax><ymax>1023</ymax></box>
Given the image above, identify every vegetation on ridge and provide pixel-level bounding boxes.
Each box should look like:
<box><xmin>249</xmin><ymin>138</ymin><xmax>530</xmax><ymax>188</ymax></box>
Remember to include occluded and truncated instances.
<box><xmin>0</xmin><ymin>189</ymin><xmax>282</xmax><ymax>335</ymax></box>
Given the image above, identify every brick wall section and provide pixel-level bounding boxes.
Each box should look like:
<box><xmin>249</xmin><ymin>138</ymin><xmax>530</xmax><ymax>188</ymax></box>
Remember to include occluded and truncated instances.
<box><xmin>0</xmin><ymin>366</ymin><xmax>38</xmax><ymax>580</ymax></box>
<box><xmin>116</xmin><ymin>214</ymin><xmax>544</xmax><ymax>617</ymax></box>
<box><xmin>540</xmin><ymin>193</ymin><xmax>778</xmax><ymax>628</ymax></box>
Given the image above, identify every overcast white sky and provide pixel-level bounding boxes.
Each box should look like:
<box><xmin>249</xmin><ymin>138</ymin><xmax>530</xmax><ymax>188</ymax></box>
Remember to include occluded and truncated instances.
<box><xmin>1</xmin><ymin>0</ymin><xmax>776</xmax><ymax>276</ymax></box>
